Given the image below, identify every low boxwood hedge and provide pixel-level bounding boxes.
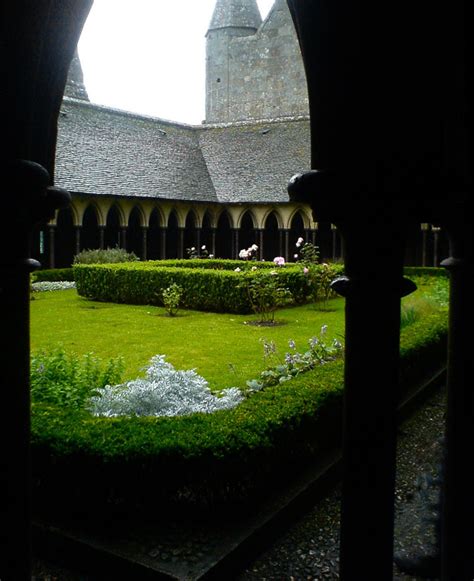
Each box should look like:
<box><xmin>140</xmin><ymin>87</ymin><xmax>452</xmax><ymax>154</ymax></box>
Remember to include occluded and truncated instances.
<box><xmin>74</xmin><ymin>262</ymin><xmax>344</xmax><ymax>314</ymax></box>
<box><xmin>31</xmin><ymin>309</ymin><xmax>447</xmax><ymax>520</ymax></box>
<box><xmin>32</xmin><ymin>268</ymin><xmax>75</xmax><ymax>282</ymax></box>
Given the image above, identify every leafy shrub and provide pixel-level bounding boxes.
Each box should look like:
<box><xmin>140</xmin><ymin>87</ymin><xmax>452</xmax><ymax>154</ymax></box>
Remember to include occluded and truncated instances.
<box><xmin>161</xmin><ymin>283</ymin><xmax>183</xmax><ymax>316</ymax></box>
<box><xmin>31</xmin><ymin>347</ymin><xmax>124</xmax><ymax>408</ymax></box>
<box><xmin>88</xmin><ymin>355</ymin><xmax>243</xmax><ymax>418</ymax></box>
<box><xmin>238</xmin><ymin>269</ymin><xmax>293</xmax><ymax>323</ymax></box>
<box><xmin>74</xmin><ymin>246</ymin><xmax>139</xmax><ymax>264</ymax></box>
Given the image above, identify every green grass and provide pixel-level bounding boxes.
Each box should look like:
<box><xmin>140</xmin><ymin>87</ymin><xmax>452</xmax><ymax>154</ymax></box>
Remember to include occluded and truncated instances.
<box><xmin>30</xmin><ymin>290</ymin><xmax>345</xmax><ymax>390</ymax></box>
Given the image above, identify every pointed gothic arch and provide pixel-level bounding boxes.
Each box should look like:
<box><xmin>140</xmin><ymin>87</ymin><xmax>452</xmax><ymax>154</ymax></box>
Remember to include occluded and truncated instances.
<box><xmin>104</xmin><ymin>205</ymin><xmax>123</xmax><ymax>250</ymax></box>
<box><xmin>166</xmin><ymin>209</ymin><xmax>180</xmax><ymax>258</ymax></box>
<box><xmin>128</xmin><ymin>206</ymin><xmax>145</xmax><ymax>258</ymax></box>
<box><xmin>215</xmin><ymin>210</ymin><xmax>233</xmax><ymax>258</ymax></box>
<box><xmin>81</xmin><ymin>203</ymin><xmax>101</xmax><ymax>251</ymax></box>
<box><xmin>262</xmin><ymin>211</ymin><xmax>281</xmax><ymax>261</ymax></box>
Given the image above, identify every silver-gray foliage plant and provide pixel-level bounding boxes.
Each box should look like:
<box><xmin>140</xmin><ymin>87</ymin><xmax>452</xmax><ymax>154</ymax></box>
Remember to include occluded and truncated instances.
<box><xmin>88</xmin><ymin>355</ymin><xmax>244</xmax><ymax>418</ymax></box>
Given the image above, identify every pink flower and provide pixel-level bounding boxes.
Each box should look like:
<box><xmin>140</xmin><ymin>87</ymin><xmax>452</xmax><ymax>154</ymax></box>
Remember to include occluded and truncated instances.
<box><xmin>303</xmin><ymin>267</ymin><xmax>309</xmax><ymax>274</ymax></box>
<box><xmin>273</xmin><ymin>256</ymin><xmax>285</xmax><ymax>266</ymax></box>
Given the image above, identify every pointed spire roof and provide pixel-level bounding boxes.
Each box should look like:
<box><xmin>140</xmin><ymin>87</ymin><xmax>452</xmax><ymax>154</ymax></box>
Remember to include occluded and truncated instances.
<box><xmin>208</xmin><ymin>0</ymin><xmax>262</xmax><ymax>33</ymax></box>
<box><xmin>64</xmin><ymin>49</ymin><xmax>89</xmax><ymax>101</ymax></box>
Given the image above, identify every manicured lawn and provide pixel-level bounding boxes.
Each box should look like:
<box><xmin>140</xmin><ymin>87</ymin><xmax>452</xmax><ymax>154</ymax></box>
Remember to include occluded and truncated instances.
<box><xmin>30</xmin><ymin>290</ymin><xmax>345</xmax><ymax>390</ymax></box>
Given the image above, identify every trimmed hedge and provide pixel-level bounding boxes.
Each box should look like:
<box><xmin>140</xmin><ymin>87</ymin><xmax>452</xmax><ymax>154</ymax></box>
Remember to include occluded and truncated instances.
<box><xmin>32</xmin><ymin>268</ymin><xmax>74</xmax><ymax>282</ymax></box>
<box><xmin>74</xmin><ymin>262</ymin><xmax>344</xmax><ymax>314</ymax></box>
<box><xmin>31</xmin><ymin>308</ymin><xmax>448</xmax><ymax>520</ymax></box>
<box><xmin>403</xmin><ymin>266</ymin><xmax>448</xmax><ymax>278</ymax></box>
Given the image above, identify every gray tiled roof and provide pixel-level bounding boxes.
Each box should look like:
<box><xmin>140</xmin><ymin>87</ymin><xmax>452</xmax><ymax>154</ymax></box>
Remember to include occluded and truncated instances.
<box><xmin>55</xmin><ymin>99</ymin><xmax>218</xmax><ymax>202</ymax></box>
<box><xmin>55</xmin><ymin>98</ymin><xmax>310</xmax><ymax>204</ymax></box>
<box><xmin>199</xmin><ymin>117</ymin><xmax>310</xmax><ymax>203</ymax></box>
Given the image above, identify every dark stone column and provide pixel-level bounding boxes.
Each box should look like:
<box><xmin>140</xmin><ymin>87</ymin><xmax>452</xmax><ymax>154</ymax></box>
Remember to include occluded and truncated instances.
<box><xmin>211</xmin><ymin>228</ymin><xmax>217</xmax><ymax>257</ymax></box>
<box><xmin>258</xmin><ymin>229</ymin><xmax>264</xmax><ymax>261</ymax></box>
<box><xmin>432</xmin><ymin>226</ymin><xmax>441</xmax><ymax>266</ymax></box>
<box><xmin>75</xmin><ymin>225</ymin><xmax>81</xmax><ymax>256</ymax></box>
<box><xmin>141</xmin><ymin>227</ymin><xmax>148</xmax><ymax>261</ymax></box>
<box><xmin>99</xmin><ymin>225</ymin><xmax>105</xmax><ymax>250</ymax></box>
<box><xmin>440</xmin><ymin>219</ymin><xmax>473</xmax><ymax>580</ymax></box>
<box><xmin>196</xmin><ymin>227</ymin><xmax>202</xmax><ymax>256</ymax></box>
<box><xmin>121</xmin><ymin>227</ymin><xmax>127</xmax><ymax>250</ymax></box>
<box><xmin>48</xmin><ymin>225</ymin><xmax>56</xmax><ymax>269</ymax></box>
<box><xmin>283</xmin><ymin>229</ymin><xmax>290</xmax><ymax>262</ymax></box>
<box><xmin>232</xmin><ymin>228</ymin><xmax>240</xmax><ymax>259</ymax></box>
<box><xmin>421</xmin><ymin>224</ymin><xmax>429</xmax><ymax>266</ymax></box>
<box><xmin>178</xmin><ymin>227</ymin><xmax>185</xmax><ymax>259</ymax></box>
<box><xmin>329</xmin><ymin>216</ymin><xmax>415</xmax><ymax>580</ymax></box>
<box><xmin>160</xmin><ymin>227</ymin><xmax>167</xmax><ymax>259</ymax></box>
<box><xmin>1</xmin><ymin>162</ymin><xmax>70</xmax><ymax>580</ymax></box>
<box><xmin>331</xmin><ymin>224</ymin><xmax>338</xmax><ymax>261</ymax></box>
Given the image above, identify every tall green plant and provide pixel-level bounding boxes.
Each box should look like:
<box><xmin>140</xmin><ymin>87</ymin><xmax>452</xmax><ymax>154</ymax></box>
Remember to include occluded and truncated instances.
<box><xmin>239</xmin><ymin>270</ymin><xmax>292</xmax><ymax>324</ymax></box>
<box><xmin>31</xmin><ymin>347</ymin><xmax>124</xmax><ymax>408</ymax></box>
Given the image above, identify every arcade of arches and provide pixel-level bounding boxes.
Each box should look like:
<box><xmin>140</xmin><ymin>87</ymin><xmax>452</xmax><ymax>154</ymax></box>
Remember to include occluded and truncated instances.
<box><xmin>32</xmin><ymin>194</ymin><xmax>447</xmax><ymax>269</ymax></box>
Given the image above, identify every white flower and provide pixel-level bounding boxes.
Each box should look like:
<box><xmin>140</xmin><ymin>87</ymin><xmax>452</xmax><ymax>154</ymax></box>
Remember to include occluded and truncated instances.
<box><xmin>234</xmin><ymin>267</ymin><xmax>241</xmax><ymax>272</ymax></box>
<box><xmin>294</xmin><ymin>254</ymin><xmax>299</xmax><ymax>259</ymax></box>
<box><xmin>251</xmin><ymin>266</ymin><xmax>258</xmax><ymax>271</ymax></box>
<box><xmin>273</xmin><ymin>256</ymin><xmax>285</xmax><ymax>266</ymax></box>
<box><xmin>191</xmin><ymin>247</ymin><xmax>196</xmax><ymax>251</ymax></box>
<box><xmin>321</xmin><ymin>324</ymin><xmax>328</xmax><ymax>335</ymax></box>
<box><xmin>297</xmin><ymin>237</ymin><xmax>304</xmax><ymax>244</ymax></box>
<box><xmin>251</xmin><ymin>244</ymin><xmax>258</xmax><ymax>251</ymax></box>
<box><xmin>239</xmin><ymin>249</ymin><xmax>249</xmax><ymax>259</ymax></box>
<box><xmin>201</xmin><ymin>245</ymin><xmax>206</xmax><ymax>250</ymax></box>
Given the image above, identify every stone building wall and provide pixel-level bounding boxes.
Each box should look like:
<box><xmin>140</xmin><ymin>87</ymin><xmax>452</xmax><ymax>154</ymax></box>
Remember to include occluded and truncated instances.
<box><xmin>206</xmin><ymin>0</ymin><xmax>309</xmax><ymax>123</ymax></box>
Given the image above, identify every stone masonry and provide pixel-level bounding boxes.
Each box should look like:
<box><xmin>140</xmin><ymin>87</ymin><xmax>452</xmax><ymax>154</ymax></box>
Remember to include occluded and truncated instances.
<box><xmin>205</xmin><ymin>0</ymin><xmax>309</xmax><ymax>123</ymax></box>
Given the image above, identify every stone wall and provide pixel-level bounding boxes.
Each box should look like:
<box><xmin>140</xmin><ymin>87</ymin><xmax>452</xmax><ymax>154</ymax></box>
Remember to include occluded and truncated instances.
<box><xmin>206</xmin><ymin>0</ymin><xmax>308</xmax><ymax>123</ymax></box>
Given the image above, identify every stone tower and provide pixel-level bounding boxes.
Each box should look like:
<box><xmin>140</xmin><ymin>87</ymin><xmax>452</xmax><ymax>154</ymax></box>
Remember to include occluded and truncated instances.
<box><xmin>205</xmin><ymin>0</ymin><xmax>308</xmax><ymax>123</ymax></box>
<box><xmin>64</xmin><ymin>49</ymin><xmax>89</xmax><ymax>101</ymax></box>
<box><xmin>206</xmin><ymin>0</ymin><xmax>262</xmax><ymax>122</ymax></box>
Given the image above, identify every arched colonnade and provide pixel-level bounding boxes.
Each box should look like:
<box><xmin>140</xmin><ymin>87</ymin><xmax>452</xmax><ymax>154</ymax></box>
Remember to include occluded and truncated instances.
<box><xmin>33</xmin><ymin>195</ymin><xmax>342</xmax><ymax>268</ymax></box>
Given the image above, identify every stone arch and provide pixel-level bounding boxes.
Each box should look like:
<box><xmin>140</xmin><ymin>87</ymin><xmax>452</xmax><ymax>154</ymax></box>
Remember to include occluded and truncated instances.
<box><xmin>184</xmin><ymin>209</ymin><xmax>199</xmax><ymax>255</ymax></box>
<box><xmin>147</xmin><ymin>207</ymin><xmax>163</xmax><ymax>260</ymax></box>
<box><xmin>166</xmin><ymin>209</ymin><xmax>180</xmax><ymax>259</ymax></box>
<box><xmin>215</xmin><ymin>210</ymin><xmax>233</xmax><ymax>259</ymax></box>
<box><xmin>128</xmin><ymin>205</ymin><xmax>145</xmax><ymax>258</ymax></box>
<box><xmin>263</xmin><ymin>211</ymin><xmax>281</xmax><ymax>261</ymax></box>
<box><xmin>201</xmin><ymin>210</ymin><xmax>214</xmax><ymax>255</ymax></box>
<box><xmin>55</xmin><ymin>206</ymin><xmax>76</xmax><ymax>267</ymax></box>
<box><xmin>81</xmin><ymin>203</ymin><xmax>101</xmax><ymax>251</ymax></box>
<box><xmin>104</xmin><ymin>204</ymin><xmax>124</xmax><ymax>249</ymax></box>
<box><xmin>239</xmin><ymin>210</ymin><xmax>258</xmax><ymax>254</ymax></box>
<box><xmin>288</xmin><ymin>210</ymin><xmax>306</xmax><ymax>260</ymax></box>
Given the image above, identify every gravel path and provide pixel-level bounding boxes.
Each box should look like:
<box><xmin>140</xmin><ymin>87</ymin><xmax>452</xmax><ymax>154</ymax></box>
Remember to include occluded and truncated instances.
<box><xmin>32</xmin><ymin>384</ymin><xmax>446</xmax><ymax>580</ymax></box>
<box><xmin>236</xmin><ymin>384</ymin><xmax>446</xmax><ymax>581</ymax></box>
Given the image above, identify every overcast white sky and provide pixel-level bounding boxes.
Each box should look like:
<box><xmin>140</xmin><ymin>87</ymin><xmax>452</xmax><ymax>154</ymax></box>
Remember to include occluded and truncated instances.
<box><xmin>78</xmin><ymin>0</ymin><xmax>275</xmax><ymax>124</ymax></box>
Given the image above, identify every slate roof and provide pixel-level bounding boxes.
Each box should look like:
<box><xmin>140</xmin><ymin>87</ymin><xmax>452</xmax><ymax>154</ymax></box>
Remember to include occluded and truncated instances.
<box><xmin>56</xmin><ymin>99</ymin><xmax>217</xmax><ymax>202</ymax></box>
<box><xmin>55</xmin><ymin>97</ymin><xmax>310</xmax><ymax>204</ymax></box>
<box><xmin>199</xmin><ymin>117</ymin><xmax>310</xmax><ymax>203</ymax></box>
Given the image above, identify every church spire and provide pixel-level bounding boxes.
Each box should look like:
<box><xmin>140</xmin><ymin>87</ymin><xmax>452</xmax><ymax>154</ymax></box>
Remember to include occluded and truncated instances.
<box><xmin>64</xmin><ymin>49</ymin><xmax>89</xmax><ymax>101</ymax></box>
<box><xmin>207</xmin><ymin>0</ymin><xmax>262</xmax><ymax>34</ymax></box>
